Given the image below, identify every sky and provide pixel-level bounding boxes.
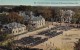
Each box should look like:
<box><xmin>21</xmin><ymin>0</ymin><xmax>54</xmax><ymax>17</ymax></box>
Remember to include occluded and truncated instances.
<box><xmin>0</xmin><ymin>0</ymin><xmax>80</xmax><ymax>6</ymax></box>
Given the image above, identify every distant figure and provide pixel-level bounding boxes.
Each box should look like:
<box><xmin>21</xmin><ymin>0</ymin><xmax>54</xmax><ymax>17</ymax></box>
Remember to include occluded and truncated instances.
<box><xmin>53</xmin><ymin>43</ymin><xmax>54</xmax><ymax>46</ymax></box>
<box><xmin>50</xmin><ymin>42</ymin><xmax>51</xmax><ymax>44</ymax></box>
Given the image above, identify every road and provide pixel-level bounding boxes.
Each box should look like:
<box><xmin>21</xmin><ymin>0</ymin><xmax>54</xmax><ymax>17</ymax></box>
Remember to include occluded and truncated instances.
<box><xmin>14</xmin><ymin>25</ymin><xmax>55</xmax><ymax>40</ymax></box>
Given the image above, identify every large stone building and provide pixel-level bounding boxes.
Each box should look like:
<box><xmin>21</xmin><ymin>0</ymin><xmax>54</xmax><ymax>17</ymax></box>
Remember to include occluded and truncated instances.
<box><xmin>19</xmin><ymin>11</ymin><xmax>46</xmax><ymax>30</ymax></box>
<box><xmin>29</xmin><ymin>15</ymin><xmax>45</xmax><ymax>30</ymax></box>
<box><xmin>2</xmin><ymin>22</ymin><xmax>27</xmax><ymax>35</ymax></box>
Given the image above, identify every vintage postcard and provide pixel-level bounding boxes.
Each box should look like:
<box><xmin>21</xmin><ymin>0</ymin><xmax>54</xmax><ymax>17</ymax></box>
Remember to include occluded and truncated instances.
<box><xmin>0</xmin><ymin>0</ymin><xmax>80</xmax><ymax>50</ymax></box>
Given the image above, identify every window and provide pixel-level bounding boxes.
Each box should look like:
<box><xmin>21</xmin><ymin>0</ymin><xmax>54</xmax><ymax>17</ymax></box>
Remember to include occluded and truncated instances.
<box><xmin>32</xmin><ymin>24</ymin><xmax>35</xmax><ymax>26</ymax></box>
<box><xmin>19</xmin><ymin>30</ymin><xmax>21</xmax><ymax>32</ymax></box>
<box><xmin>16</xmin><ymin>31</ymin><xmax>17</xmax><ymax>33</ymax></box>
<box><xmin>12</xmin><ymin>31</ymin><xmax>14</xmax><ymax>33</ymax></box>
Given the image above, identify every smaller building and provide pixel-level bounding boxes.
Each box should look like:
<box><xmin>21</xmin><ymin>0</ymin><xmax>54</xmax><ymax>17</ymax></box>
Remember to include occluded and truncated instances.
<box><xmin>2</xmin><ymin>22</ymin><xmax>27</xmax><ymax>35</ymax></box>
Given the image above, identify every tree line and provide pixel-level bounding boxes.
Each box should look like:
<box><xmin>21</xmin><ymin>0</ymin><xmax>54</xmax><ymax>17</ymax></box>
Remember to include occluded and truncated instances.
<box><xmin>0</xmin><ymin>6</ymin><xmax>80</xmax><ymax>24</ymax></box>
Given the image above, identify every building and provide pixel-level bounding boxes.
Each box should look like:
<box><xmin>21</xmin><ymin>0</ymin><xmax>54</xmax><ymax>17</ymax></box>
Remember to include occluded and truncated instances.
<box><xmin>19</xmin><ymin>11</ymin><xmax>46</xmax><ymax>30</ymax></box>
<box><xmin>28</xmin><ymin>11</ymin><xmax>45</xmax><ymax>30</ymax></box>
<box><xmin>2</xmin><ymin>22</ymin><xmax>27</xmax><ymax>35</ymax></box>
<box><xmin>29</xmin><ymin>15</ymin><xmax>45</xmax><ymax>29</ymax></box>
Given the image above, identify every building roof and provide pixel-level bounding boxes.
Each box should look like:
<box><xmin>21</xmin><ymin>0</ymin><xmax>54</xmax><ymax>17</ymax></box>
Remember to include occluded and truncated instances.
<box><xmin>3</xmin><ymin>22</ymin><xmax>26</xmax><ymax>29</ymax></box>
<box><xmin>31</xmin><ymin>15</ymin><xmax>44</xmax><ymax>21</ymax></box>
<box><xmin>19</xmin><ymin>11</ymin><xmax>45</xmax><ymax>21</ymax></box>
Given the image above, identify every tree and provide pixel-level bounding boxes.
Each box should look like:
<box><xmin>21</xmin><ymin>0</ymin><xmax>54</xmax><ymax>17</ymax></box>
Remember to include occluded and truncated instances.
<box><xmin>12</xmin><ymin>5</ymin><xmax>27</xmax><ymax>12</ymax></box>
<box><xmin>72</xmin><ymin>10</ymin><xmax>80</xmax><ymax>28</ymax></box>
<box><xmin>0</xmin><ymin>7</ymin><xmax>8</xmax><ymax>13</ymax></box>
<box><xmin>74</xmin><ymin>39</ymin><xmax>80</xmax><ymax>50</ymax></box>
<box><xmin>0</xmin><ymin>14</ymin><xmax>8</xmax><ymax>24</ymax></box>
<box><xmin>7</xmin><ymin>12</ymin><xmax>24</xmax><ymax>23</ymax></box>
<box><xmin>33</xmin><ymin>7</ymin><xmax>53</xmax><ymax>21</ymax></box>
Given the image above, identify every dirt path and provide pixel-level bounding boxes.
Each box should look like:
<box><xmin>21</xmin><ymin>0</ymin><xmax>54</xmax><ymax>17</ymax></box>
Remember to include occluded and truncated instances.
<box><xmin>32</xmin><ymin>29</ymin><xmax>80</xmax><ymax>50</ymax></box>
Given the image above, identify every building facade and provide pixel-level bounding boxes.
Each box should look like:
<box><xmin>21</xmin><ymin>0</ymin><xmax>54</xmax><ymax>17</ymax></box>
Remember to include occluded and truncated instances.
<box><xmin>19</xmin><ymin>11</ymin><xmax>46</xmax><ymax>30</ymax></box>
<box><xmin>29</xmin><ymin>15</ymin><xmax>45</xmax><ymax>29</ymax></box>
<box><xmin>28</xmin><ymin>11</ymin><xmax>45</xmax><ymax>30</ymax></box>
<box><xmin>2</xmin><ymin>22</ymin><xmax>27</xmax><ymax>35</ymax></box>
